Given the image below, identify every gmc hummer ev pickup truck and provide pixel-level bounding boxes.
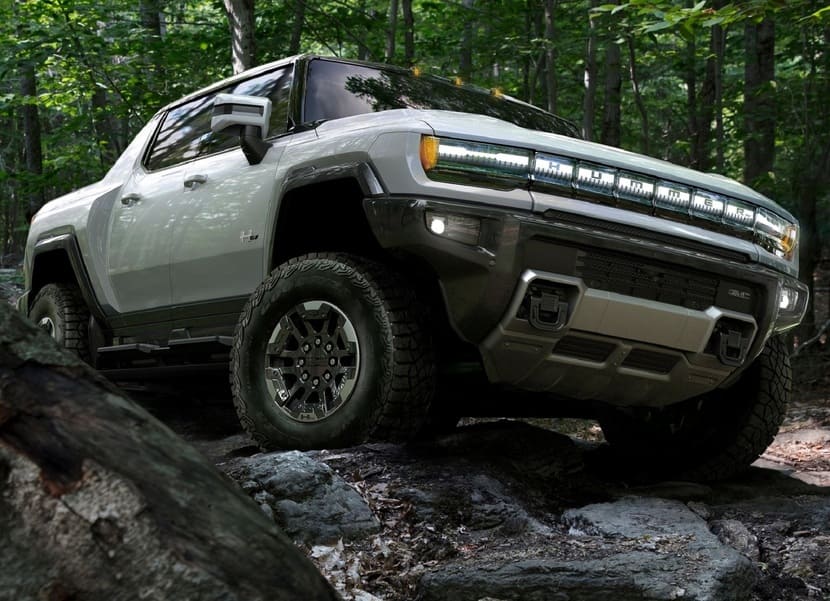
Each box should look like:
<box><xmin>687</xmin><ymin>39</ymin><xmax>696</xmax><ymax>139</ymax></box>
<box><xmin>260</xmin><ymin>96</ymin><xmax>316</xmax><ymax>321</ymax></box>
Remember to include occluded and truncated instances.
<box><xmin>19</xmin><ymin>55</ymin><xmax>809</xmax><ymax>479</ymax></box>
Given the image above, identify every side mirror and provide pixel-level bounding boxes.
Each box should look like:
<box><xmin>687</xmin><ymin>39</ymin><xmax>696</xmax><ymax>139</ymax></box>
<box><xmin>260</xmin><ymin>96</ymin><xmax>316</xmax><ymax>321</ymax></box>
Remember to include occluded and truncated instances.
<box><xmin>211</xmin><ymin>94</ymin><xmax>272</xmax><ymax>165</ymax></box>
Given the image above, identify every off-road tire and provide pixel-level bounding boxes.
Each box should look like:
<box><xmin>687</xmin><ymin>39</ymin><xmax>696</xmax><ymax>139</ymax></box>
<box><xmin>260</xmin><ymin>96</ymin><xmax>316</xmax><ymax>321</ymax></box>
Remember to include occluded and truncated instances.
<box><xmin>28</xmin><ymin>283</ymin><xmax>91</xmax><ymax>363</ymax></box>
<box><xmin>230</xmin><ymin>252</ymin><xmax>436</xmax><ymax>450</ymax></box>
<box><xmin>600</xmin><ymin>336</ymin><xmax>791</xmax><ymax>481</ymax></box>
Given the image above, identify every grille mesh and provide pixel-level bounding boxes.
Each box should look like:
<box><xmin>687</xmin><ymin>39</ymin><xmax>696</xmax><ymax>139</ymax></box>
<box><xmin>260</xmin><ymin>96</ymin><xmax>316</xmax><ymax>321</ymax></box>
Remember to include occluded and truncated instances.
<box><xmin>576</xmin><ymin>251</ymin><xmax>718</xmax><ymax>311</ymax></box>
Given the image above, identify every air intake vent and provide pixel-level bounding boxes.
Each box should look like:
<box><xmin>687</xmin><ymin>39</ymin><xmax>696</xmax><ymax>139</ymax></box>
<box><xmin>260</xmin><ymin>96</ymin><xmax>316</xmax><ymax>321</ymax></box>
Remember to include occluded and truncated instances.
<box><xmin>576</xmin><ymin>251</ymin><xmax>719</xmax><ymax>311</ymax></box>
<box><xmin>621</xmin><ymin>349</ymin><xmax>680</xmax><ymax>374</ymax></box>
<box><xmin>553</xmin><ymin>336</ymin><xmax>615</xmax><ymax>363</ymax></box>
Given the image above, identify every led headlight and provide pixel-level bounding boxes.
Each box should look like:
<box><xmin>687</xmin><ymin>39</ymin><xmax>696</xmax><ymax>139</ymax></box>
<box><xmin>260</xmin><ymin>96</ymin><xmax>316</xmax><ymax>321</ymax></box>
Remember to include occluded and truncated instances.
<box><xmin>690</xmin><ymin>190</ymin><xmax>726</xmax><ymax>221</ymax></box>
<box><xmin>654</xmin><ymin>181</ymin><xmax>692</xmax><ymax>213</ymax></box>
<box><xmin>615</xmin><ymin>171</ymin><xmax>655</xmax><ymax>207</ymax></box>
<box><xmin>574</xmin><ymin>163</ymin><xmax>616</xmax><ymax>197</ymax></box>
<box><xmin>724</xmin><ymin>199</ymin><xmax>756</xmax><ymax>231</ymax></box>
<box><xmin>425</xmin><ymin>210</ymin><xmax>481</xmax><ymax>245</ymax></box>
<box><xmin>533</xmin><ymin>153</ymin><xmax>575</xmax><ymax>191</ymax></box>
<box><xmin>420</xmin><ymin>136</ymin><xmax>531</xmax><ymax>185</ymax></box>
<box><xmin>755</xmin><ymin>208</ymin><xmax>798</xmax><ymax>260</ymax></box>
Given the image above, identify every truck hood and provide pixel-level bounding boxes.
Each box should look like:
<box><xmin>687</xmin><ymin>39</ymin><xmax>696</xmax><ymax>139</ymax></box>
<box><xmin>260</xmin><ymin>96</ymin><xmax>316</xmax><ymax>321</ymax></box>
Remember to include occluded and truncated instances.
<box><xmin>418</xmin><ymin>111</ymin><xmax>793</xmax><ymax>221</ymax></box>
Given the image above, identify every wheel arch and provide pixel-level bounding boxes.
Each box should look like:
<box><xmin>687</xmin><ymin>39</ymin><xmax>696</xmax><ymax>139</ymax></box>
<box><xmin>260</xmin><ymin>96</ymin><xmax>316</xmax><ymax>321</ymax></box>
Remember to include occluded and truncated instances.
<box><xmin>269</xmin><ymin>165</ymin><xmax>384</xmax><ymax>271</ymax></box>
<box><xmin>29</xmin><ymin>233</ymin><xmax>107</xmax><ymax>325</ymax></box>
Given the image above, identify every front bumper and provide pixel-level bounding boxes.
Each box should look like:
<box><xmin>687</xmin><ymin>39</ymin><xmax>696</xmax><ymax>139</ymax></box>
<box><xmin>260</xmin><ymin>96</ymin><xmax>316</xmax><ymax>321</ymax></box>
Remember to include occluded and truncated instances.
<box><xmin>365</xmin><ymin>196</ymin><xmax>807</xmax><ymax>406</ymax></box>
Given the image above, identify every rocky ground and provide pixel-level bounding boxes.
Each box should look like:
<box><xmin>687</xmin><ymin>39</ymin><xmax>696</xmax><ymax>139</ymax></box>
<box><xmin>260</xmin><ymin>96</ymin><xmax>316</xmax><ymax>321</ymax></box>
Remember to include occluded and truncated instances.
<box><xmin>3</xmin><ymin>274</ymin><xmax>829</xmax><ymax>600</ymax></box>
<box><xmin>121</xmin><ymin>368</ymin><xmax>830</xmax><ymax>601</ymax></box>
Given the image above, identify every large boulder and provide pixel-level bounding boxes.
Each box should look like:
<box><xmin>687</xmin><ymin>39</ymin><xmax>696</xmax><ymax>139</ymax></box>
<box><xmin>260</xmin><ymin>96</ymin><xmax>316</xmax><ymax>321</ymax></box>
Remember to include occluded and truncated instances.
<box><xmin>0</xmin><ymin>303</ymin><xmax>338</xmax><ymax>601</ymax></box>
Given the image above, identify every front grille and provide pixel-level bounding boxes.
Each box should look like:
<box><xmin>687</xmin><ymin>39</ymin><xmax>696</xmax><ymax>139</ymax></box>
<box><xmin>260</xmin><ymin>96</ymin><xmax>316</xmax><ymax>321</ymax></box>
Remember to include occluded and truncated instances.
<box><xmin>621</xmin><ymin>349</ymin><xmax>680</xmax><ymax>374</ymax></box>
<box><xmin>540</xmin><ymin>209</ymin><xmax>751</xmax><ymax>264</ymax></box>
<box><xmin>576</xmin><ymin>251</ymin><xmax>718</xmax><ymax>312</ymax></box>
<box><xmin>553</xmin><ymin>336</ymin><xmax>615</xmax><ymax>363</ymax></box>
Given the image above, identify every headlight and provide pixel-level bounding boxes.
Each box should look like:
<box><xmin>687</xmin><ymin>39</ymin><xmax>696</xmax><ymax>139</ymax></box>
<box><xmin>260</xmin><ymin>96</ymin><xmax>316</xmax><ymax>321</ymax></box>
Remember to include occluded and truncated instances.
<box><xmin>754</xmin><ymin>208</ymin><xmax>798</xmax><ymax>261</ymax></box>
<box><xmin>419</xmin><ymin>136</ymin><xmax>531</xmax><ymax>186</ymax></box>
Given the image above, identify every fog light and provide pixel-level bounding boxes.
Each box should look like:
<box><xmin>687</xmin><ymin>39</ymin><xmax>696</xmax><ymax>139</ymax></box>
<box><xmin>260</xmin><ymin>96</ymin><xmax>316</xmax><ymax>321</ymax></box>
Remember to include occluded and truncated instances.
<box><xmin>429</xmin><ymin>215</ymin><xmax>446</xmax><ymax>235</ymax></box>
<box><xmin>779</xmin><ymin>286</ymin><xmax>798</xmax><ymax>312</ymax></box>
<box><xmin>425</xmin><ymin>210</ymin><xmax>481</xmax><ymax>245</ymax></box>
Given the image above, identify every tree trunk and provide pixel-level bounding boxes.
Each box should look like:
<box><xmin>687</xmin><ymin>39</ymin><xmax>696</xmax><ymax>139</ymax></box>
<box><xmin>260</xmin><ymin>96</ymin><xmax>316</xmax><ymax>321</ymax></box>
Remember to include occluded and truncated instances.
<box><xmin>402</xmin><ymin>0</ymin><xmax>414</xmax><ymax>65</ymax></box>
<box><xmin>626</xmin><ymin>35</ymin><xmax>649</xmax><ymax>154</ymax></box>
<box><xmin>600</xmin><ymin>37</ymin><xmax>622</xmax><ymax>147</ymax></box>
<box><xmin>385</xmin><ymin>0</ymin><xmax>398</xmax><ymax>62</ymax></box>
<box><xmin>289</xmin><ymin>0</ymin><xmax>305</xmax><ymax>55</ymax></box>
<box><xmin>0</xmin><ymin>304</ymin><xmax>339</xmax><ymax>600</ymax></box>
<box><xmin>459</xmin><ymin>0</ymin><xmax>474</xmax><ymax>81</ymax></box>
<box><xmin>543</xmin><ymin>0</ymin><xmax>557</xmax><ymax>114</ymax></box>
<box><xmin>138</xmin><ymin>0</ymin><xmax>162</xmax><ymax>35</ymax></box>
<box><xmin>582</xmin><ymin>0</ymin><xmax>599</xmax><ymax>140</ymax></box>
<box><xmin>20</xmin><ymin>62</ymin><xmax>44</xmax><ymax>220</ymax></box>
<box><xmin>686</xmin><ymin>34</ymin><xmax>700</xmax><ymax>169</ymax></box>
<box><xmin>743</xmin><ymin>17</ymin><xmax>775</xmax><ymax>194</ymax></box>
<box><xmin>224</xmin><ymin>0</ymin><xmax>256</xmax><ymax>74</ymax></box>
<box><xmin>694</xmin><ymin>0</ymin><xmax>724</xmax><ymax>172</ymax></box>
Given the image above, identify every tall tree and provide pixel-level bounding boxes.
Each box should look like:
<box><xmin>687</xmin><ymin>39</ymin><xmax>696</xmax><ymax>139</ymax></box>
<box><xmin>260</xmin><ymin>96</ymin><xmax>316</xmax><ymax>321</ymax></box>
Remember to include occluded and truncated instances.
<box><xmin>743</xmin><ymin>17</ymin><xmax>775</xmax><ymax>193</ymax></box>
<box><xmin>600</xmin><ymin>38</ymin><xmax>622</xmax><ymax>147</ymax></box>
<box><xmin>543</xmin><ymin>0</ymin><xmax>558</xmax><ymax>114</ymax></box>
<box><xmin>224</xmin><ymin>0</ymin><xmax>256</xmax><ymax>74</ymax></box>
<box><xmin>289</xmin><ymin>0</ymin><xmax>305</xmax><ymax>54</ymax></box>
<box><xmin>459</xmin><ymin>0</ymin><xmax>474</xmax><ymax>81</ymax></box>
<box><xmin>582</xmin><ymin>0</ymin><xmax>599</xmax><ymax>140</ymax></box>
<box><xmin>18</xmin><ymin>40</ymin><xmax>44</xmax><ymax>218</ymax></box>
<box><xmin>385</xmin><ymin>0</ymin><xmax>399</xmax><ymax>62</ymax></box>
<box><xmin>402</xmin><ymin>0</ymin><xmax>414</xmax><ymax>65</ymax></box>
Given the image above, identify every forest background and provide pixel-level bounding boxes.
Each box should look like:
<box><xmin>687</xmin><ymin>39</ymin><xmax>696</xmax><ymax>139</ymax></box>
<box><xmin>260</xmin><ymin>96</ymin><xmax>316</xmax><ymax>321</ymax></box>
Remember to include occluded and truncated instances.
<box><xmin>1</xmin><ymin>0</ymin><xmax>829</xmax><ymax>339</ymax></box>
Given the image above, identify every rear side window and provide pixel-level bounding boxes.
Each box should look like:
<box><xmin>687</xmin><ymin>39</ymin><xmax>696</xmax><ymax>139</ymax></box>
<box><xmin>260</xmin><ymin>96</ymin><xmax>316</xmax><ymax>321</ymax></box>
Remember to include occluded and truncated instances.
<box><xmin>146</xmin><ymin>67</ymin><xmax>293</xmax><ymax>171</ymax></box>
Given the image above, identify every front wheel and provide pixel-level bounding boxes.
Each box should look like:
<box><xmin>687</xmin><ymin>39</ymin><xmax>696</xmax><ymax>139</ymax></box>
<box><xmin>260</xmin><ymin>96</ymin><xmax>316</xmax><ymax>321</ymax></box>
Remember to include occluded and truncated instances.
<box><xmin>599</xmin><ymin>336</ymin><xmax>791</xmax><ymax>481</ymax></box>
<box><xmin>230</xmin><ymin>253</ymin><xmax>436</xmax><ymax>450</ymax></box>
<box><xmin>28</xmin><ymin>283</ymin><xmax>91</xmax><ymax>362</ymax></box>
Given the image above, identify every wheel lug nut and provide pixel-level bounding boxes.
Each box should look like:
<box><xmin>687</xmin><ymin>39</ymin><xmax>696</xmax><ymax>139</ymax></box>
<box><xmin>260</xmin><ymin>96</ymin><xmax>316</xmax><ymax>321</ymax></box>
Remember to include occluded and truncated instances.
<box><xmin>312</xmin><ymin>377</ymin><xmax>320</xmax><ymax>386</ymax></box>
<box><xmin>302</xmin><ymin>343</ymin><xmax>311</xmax><ymax>352</ymax></box>
<box><xmin>324</xmin><ymin>372</ymin><xmax>331</xmax><ymax>381</ymax></box>
<box><xmin>301</xmin><ymin>372</ymin><xmax>309</xmax><ymax>381</ymax></box>
<box><xmin>325</xmin><ymin>343</ymin><xmax>333</xmax><ymax>352</ymax></box>
<box><xmin>315</xmin><ymin>337</ymin><xmax>322</xmax><ymax>346</ymax></box>
<box><xmin>329</xmin><ymin>357</ymin><xmax>337</xmax><ymax>366</ymax></box>
<box><xmin>297</xmin><ymin>358</ymin><xmax>305</xmax><ymax>366</ymax></box>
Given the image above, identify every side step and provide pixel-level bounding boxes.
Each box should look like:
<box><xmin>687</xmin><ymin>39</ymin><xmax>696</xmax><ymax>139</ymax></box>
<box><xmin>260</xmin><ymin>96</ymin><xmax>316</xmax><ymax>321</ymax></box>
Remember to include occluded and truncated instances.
<box><xmin>96</xmin><ymin>336</ymin><xmax>233</xmax><ymax>373</ymax></box>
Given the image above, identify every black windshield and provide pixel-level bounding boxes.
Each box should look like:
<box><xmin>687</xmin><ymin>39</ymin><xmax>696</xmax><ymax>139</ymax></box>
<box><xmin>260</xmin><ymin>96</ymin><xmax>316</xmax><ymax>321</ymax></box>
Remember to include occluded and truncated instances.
<box><xmin>303</xmin><ymin>58</ymin><xmax>580</xmax><ymax>138</ymax></box>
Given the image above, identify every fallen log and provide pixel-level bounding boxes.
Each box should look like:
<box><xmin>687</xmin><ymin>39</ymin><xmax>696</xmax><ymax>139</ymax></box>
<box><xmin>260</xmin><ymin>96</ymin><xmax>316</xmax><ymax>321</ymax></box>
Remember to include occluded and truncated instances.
<box><xmin>0</xmin><ymin>303</ymin><xmax>339</xmax><ymax>601</ymax></box>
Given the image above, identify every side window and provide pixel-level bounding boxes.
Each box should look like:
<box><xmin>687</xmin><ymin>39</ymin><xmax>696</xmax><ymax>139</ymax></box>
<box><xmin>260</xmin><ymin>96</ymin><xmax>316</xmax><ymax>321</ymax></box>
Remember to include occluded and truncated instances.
<box><xmin>145</xmin><ymin>66</ymin><xmax>293</xmax><ymax>171</ymax></box>
<box><xmin>233</xmin><ymin>67</ymin><xmax>293</xmax><ymax>138</ymax></box>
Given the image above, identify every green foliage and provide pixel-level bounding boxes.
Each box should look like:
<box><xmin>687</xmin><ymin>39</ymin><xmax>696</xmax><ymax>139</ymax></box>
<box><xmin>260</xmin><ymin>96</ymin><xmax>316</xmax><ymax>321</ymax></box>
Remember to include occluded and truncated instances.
<box><xmin>0</xmin><ymin>0</ymin><xmax>828</xmax><ymax>285</ymax></box>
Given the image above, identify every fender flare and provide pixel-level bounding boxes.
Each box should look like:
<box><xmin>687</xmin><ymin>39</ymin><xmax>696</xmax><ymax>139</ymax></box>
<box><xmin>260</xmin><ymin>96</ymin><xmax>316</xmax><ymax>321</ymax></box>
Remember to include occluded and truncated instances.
<box><xmin>29</xmin><ymin>232</ymin><xmax>109</xmax><ymax>327</ymax></box>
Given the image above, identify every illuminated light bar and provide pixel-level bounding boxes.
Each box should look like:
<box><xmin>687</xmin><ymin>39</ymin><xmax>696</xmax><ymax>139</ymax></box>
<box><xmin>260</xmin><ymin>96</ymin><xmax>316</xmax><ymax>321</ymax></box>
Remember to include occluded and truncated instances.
<box><xmin>724</xmin><ymin>199</ymin><xmax>755</xmax><ymax>230</ymax></box>
<box><xmin>574</xmin><ymin>163</ymin><xmax>616</xmax><ymax>196</ymax></box>
<box><xmin>654</xmin><ymin>181</ymin><xmax>692</xmax><ymax>212</ymax></box>
<box><xmin>690</xmin><ymin>190</ymin><xmax>726</xmax><ymax>221</ymax></box>
<box><xmin>616</xmin><ymin>171</ymin><xmax>655</xmax><ymax>206</ymax></box>
<box><xmin>418</xmin><ymin>135</ymin><xmax>799</xmax><ymax>262</ymax></box>
<box><xmin>533</xmin><ymin>153</ymin><xmax>575</xmax><ymax>190</ymax></box>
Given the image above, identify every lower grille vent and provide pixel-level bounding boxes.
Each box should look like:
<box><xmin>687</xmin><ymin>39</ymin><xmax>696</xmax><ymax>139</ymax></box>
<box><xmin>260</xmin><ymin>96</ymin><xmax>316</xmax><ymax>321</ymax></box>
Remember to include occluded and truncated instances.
<box><xmin>621</xmin><ymin>349</ymin><xmax>680</xmax><ymax>374</ymax></box>
<box><xmin>553</xmin><ymin>336</ymin><xmax>615</xmax><ymax>363</ymax></box>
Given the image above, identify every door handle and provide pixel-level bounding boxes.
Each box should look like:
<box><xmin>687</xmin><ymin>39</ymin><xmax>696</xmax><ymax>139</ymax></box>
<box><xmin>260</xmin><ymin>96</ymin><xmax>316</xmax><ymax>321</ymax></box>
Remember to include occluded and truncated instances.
<box><xmin>184</xmin><ymin>174</ymin><xmax>208</xmax><ymax>190</ymax></box>
<box><xmin>120</xmin><ymin>193</ymin><xmax>141</xmax><ymax>207</ymax></box>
